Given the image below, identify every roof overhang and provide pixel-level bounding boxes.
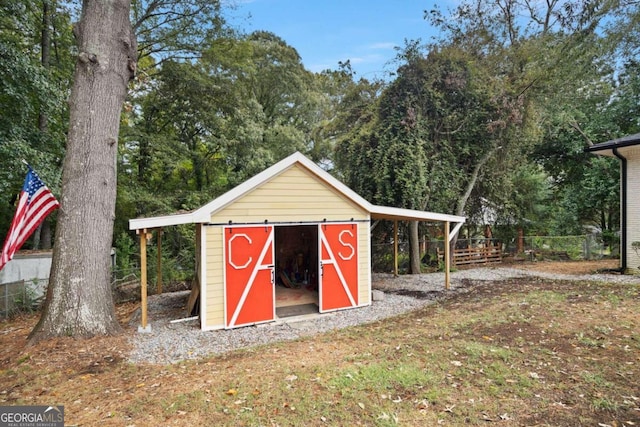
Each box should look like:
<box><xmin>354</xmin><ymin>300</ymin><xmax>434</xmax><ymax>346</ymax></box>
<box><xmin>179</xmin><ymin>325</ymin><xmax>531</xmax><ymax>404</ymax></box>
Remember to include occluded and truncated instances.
<box><xmin>586</xmin><ymin>133</ymin><xmax>640</xmax><ymax>157</ymax></box>
<box><xmin>129</xmin><ymin>211</ymin><xmax>196</xmax><ymax>230</ymax></box>
<box><xmin>370</xmin><ymin>205</ymin><xmax>465</xmax><ymax>224</ymax></box>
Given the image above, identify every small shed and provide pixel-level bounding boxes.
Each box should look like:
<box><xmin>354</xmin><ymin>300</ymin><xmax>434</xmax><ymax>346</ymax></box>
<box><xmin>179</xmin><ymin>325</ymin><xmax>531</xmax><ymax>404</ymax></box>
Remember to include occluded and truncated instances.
<box><xmin>129</xmin><ymin>152</ymin><xmax>466</xmax><ymax>331</ymax></box>
<box><xmin>587</xmin><ymin>133</ymin><xmax>640</xmax><ymax>272</ymax></box>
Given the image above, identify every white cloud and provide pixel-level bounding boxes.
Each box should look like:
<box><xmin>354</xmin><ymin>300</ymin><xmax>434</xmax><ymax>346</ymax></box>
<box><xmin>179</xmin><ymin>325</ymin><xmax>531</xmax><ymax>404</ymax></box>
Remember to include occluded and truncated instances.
<box><xmin>367</xmin><ymin>42</ymin><xmax>397</xmax><ymax>50</ymax></box>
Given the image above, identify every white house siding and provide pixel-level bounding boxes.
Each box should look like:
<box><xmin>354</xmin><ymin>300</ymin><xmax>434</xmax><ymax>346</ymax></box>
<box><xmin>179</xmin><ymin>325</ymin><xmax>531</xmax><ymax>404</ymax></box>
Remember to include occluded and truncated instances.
<box><xmin>624</xmin><ymin>147</ymin><xmax>640</xmax><ymax>272</ymax></box>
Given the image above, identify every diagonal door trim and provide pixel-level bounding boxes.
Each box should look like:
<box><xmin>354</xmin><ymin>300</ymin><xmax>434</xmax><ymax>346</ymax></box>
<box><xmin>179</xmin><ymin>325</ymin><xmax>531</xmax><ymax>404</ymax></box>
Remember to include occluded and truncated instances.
<box><xmin>227</xmin><ymin>227</ymin><xmax>274</xmax><ymax>328</ymax></box>
<box><xmin>319</xmin><ymin>225</ymin><xmax>356</xmax><ymax>310</ymax></box>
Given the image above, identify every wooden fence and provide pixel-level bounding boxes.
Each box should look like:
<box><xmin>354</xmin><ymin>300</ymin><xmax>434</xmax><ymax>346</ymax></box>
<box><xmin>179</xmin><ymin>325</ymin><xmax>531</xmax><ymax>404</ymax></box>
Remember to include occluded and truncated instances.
<box><xmin>437</xmin><ymin>245</ymin><xmax>502</xmax><ymax>266</ymax></box>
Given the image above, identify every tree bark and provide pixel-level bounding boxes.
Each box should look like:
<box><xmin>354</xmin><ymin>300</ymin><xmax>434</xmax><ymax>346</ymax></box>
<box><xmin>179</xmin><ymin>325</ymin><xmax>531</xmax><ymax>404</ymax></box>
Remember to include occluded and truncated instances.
<box><xmin>30</xmin><ymin>0</ymin><xmax>137</xmax><ymax>342</ymax></box>
<box><xmin>455</xmin><ymin>146</ymin><xmax>501</xmax><ymax>217</ymax></box>
<box><xmin>408</xmin><ymin>221</ymin><xmax>421</xmax><ymax>274</ymax></box>
<box><xmin>448</xmin><ymin>146</ymin><xmax>501</xmax><ymax>257</ymax></box>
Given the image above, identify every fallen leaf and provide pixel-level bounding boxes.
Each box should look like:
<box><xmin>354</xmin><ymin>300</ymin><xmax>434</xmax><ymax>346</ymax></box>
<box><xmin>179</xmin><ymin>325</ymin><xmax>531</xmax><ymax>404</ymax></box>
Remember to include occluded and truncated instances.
<box><xmin>225</xmin><ymin>389</ymin><xmax>237</xmax><ymax>396</ymax></box>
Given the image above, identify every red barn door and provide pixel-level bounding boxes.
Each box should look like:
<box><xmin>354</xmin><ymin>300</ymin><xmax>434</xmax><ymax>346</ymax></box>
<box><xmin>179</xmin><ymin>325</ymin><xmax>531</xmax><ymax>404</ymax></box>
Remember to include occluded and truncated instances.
<box><xmin>319</xmin><ymin>223</ymin><xmax>358</xmax><ymax>312</ymax></box>
<box><xmin>224</xmin><ymin>226</ymin><xmax>275</xmax><ymax>328</ymax></box>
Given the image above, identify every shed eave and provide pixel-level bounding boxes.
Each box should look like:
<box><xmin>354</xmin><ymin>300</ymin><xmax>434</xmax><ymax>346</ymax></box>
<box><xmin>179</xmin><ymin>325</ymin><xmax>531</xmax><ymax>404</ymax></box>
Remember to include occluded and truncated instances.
<box><xmin>129</xmin><ymin>212</ymin><xmax>195</xmax><ymax>231</ymax></box>
<box><xmin>369</xmin><ymin>205</ymin><xmax>466</xmax><ymax>224</ymax></box>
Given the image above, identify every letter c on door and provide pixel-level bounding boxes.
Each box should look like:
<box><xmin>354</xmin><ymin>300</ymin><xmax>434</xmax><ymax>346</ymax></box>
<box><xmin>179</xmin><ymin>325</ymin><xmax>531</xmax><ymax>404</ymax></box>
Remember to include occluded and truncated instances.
<box><xmin>228</xmin><ymin>233</ymin><xmax>252</xmax><ymax>269</ymax></box>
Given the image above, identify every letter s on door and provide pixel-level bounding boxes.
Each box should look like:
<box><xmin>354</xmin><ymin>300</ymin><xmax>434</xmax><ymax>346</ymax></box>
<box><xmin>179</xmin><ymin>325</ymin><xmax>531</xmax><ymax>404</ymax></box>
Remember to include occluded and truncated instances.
<box><xmin>338</xmin><ymin>229</ymin><xmax>355</xmax><ymax>260</ymax></box>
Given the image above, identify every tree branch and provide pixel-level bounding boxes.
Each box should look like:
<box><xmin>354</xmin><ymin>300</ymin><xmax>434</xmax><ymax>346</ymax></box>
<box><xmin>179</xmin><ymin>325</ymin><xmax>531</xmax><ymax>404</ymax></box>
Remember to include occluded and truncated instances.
<box><xmin>455</xmin><ymin>145</ymin><xmax>502</xmax><ymax>216</ymax></box>
<box><xmin>569</xmin><ymin>120</ymin><xmax>594</xmax><ymax>146</ymax></box>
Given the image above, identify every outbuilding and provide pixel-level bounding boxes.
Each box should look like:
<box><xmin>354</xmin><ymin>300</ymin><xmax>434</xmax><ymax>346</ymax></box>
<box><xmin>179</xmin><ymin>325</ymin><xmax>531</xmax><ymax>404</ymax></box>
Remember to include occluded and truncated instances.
<box><xmin>129</xmin><ymin>152</ymin><xmax>465</xmax><ymax>331</ymax></box>
<box><xmin>587</xmin><ymin>132</ymin><xmax>640</xmax><ymax>273</ymax></box>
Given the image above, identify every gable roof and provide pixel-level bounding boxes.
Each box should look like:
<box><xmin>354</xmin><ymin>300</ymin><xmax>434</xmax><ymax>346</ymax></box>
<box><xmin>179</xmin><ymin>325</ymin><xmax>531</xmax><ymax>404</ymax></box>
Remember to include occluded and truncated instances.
<box><xmin>129</xmin><ymin>152</ymin><xmax>465</xmax><ymax>230</ymax></box>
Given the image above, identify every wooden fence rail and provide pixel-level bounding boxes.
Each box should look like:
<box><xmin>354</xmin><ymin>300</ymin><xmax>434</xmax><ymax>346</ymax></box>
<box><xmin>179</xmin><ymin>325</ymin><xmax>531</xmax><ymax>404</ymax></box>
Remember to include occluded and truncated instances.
<box><xmin>437</xmin><ymin>245</ymin><xmax>502</xmax><ymax>266</ymax></box>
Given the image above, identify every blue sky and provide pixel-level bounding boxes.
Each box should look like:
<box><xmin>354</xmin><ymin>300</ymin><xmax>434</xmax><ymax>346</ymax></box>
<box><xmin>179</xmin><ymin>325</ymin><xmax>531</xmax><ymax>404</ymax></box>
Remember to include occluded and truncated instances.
<box><xmin>228</xmin><ymin>1</ymin><xmax>455</xmax><ymax>80</ymax></box>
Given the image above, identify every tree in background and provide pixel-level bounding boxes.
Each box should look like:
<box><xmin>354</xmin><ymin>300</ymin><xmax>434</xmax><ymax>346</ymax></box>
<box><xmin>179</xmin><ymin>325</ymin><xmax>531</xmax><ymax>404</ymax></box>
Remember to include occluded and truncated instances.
<box><xmin>0</xmin><ymin>1</ymin><xmax>73</xmax><ymax>248</ymax></box>
<box><xmin>422</xmin><ymin>0</ymin><xmax>628</xmax><ymax>241</ymax></box>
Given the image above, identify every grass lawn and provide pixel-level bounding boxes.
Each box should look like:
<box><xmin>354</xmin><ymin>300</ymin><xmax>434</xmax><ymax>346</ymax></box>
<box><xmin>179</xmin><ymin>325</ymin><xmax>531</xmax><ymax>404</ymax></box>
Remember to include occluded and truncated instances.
<box><xmin>1</xmin><ymin>269</ymin><xmax>639</xmax><ymax>426</ymax></box>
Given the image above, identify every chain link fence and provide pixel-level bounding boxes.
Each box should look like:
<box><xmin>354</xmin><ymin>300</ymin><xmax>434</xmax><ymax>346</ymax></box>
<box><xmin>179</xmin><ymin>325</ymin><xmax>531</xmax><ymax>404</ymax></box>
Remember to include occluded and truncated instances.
<box><xmin>0</xmin><ymin>279</ymin><xmax>48</xmax><ymax>318</ymax></box>
<box><xmin>520</xmin><ymin>235</ymin><xmax>612</xmax><ymax>261</ymax></box>
<box><xmin>111</xmin><ymin>266</ymin><xmax>193</xmax><ymax>303</ymax></box>
<box><xmin>371</xmin><ymin>234</ymin><xmax>614</xmax><ymax>273</ymax></box>
<box><xmin>1</xmin><ymin>265</ymin><xmax>194</xmax><ymax>319</ymax></box>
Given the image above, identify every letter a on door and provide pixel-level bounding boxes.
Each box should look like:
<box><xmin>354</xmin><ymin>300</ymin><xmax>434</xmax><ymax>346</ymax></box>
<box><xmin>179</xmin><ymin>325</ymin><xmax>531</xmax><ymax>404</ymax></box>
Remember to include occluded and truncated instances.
<box><xmin>319</xmin><ymin>223</ymin><xmax>358</xmax><ymax>312</ymax></box>
<box><xmin>224</xmin><ymin>226</ymin><xmax>274</xmax><ymax>328</ymax></box>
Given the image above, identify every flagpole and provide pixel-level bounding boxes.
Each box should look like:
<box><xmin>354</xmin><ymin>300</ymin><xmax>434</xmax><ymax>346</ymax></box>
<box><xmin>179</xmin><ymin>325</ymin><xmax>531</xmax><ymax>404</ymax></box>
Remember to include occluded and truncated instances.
<box><xmin>21</xmin><ymin>159</ymin><xmax>29</xmax><ymax>167</ymax></box>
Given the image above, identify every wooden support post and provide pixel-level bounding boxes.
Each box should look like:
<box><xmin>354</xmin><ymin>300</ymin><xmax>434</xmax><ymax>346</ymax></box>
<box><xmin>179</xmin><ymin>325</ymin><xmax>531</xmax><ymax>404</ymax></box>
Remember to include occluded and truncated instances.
<box><xmin>444</xmin><ymin>221</ymin><xmax>451</xmax><ymax>290</ymax></box>
<box><xmin>156</xmin><ymin>228</ymin><xmax>163</xmax><ymax>294</ymax></box>
<box><xmin>139</xmin><ymin>229</ymin><xmax>151</xmax><ymax>332</ymax></box>
<box><xmin>393</xmin><ymin>220</ymin><xmax>399</xmax><ymax>277</ymax></box>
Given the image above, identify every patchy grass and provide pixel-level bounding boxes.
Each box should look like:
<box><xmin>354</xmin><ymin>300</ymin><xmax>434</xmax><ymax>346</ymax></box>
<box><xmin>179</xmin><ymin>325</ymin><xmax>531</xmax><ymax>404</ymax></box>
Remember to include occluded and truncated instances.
<box><xmin>1</xmin><ymin>275</ymin><xmax>639</xmax><ymax>426</ymax></box>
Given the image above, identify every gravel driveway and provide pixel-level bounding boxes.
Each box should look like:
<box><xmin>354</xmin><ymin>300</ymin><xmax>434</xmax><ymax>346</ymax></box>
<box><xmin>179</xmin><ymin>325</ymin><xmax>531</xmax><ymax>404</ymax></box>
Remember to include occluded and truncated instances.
<box><xmin>128</xmin><ymin>266</ymin><xmax>640</xmax><ymax>364</ymax></box>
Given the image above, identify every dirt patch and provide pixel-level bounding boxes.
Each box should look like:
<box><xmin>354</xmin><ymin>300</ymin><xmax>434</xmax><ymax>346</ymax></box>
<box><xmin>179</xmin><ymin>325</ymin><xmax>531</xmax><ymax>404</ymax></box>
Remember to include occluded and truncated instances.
<box><xmin>392</xmin><ymin>289</ymin><xmax>441</xmax><ymax>299</ymax></box>
<box><xmin>503</xmin><ymin>258</ymin><xmax>620</xmax><ymax>275</ymax></box>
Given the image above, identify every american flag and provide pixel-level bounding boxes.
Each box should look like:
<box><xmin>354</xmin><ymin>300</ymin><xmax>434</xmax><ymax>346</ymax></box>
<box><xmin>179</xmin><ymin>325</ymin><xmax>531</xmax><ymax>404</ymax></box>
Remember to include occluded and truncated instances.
<box><xmin>0</xmin><ymin>166</ymin><xmax>60</xmax><ymax>271</ymax></box>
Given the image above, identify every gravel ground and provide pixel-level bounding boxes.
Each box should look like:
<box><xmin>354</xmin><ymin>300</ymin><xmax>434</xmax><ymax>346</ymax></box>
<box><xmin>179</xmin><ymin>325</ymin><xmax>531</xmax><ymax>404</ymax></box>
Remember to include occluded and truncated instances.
<box><xmin>128</xmin><ymin>266</ymin><xmax>640</xmax><ymax>364</ymax></box>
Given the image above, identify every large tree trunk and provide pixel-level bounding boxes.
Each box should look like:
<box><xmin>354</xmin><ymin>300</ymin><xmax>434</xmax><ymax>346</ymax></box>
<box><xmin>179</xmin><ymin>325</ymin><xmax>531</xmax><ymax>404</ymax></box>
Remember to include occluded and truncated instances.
<box><xmin>30</xmin><ymin>0</ymin><xmax>137</xmax><ymax>342</ymax></box>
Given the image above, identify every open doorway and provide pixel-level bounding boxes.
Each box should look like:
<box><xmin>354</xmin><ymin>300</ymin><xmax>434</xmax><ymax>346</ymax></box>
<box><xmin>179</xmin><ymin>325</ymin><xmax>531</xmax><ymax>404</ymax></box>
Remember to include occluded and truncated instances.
<box><xmin>274</xmin><ymin>225</ymin><xmax>319</xmax><ymax>317</ymax></box>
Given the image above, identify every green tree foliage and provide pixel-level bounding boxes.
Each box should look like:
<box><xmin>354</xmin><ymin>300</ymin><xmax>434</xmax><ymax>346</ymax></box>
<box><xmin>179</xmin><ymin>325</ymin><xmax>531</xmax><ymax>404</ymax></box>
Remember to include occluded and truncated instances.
<box><xmin>116</xmin><ymin>30</ymin><xmax>334</xmax><ymax>269</ymax></box>
<box><xmin>132</xmin><ymin>0</ymin><xmax>226</xmax><ymax>68</ymax></box>
<box><xmin>422</xmin><ymin>0</ymin><xmax>631</xmax><ymax>238</ymax></box>
<box><xmin>0</xmin><ymin>1</ymin><xmax>73</xmax><ymax>245</ymax></box>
